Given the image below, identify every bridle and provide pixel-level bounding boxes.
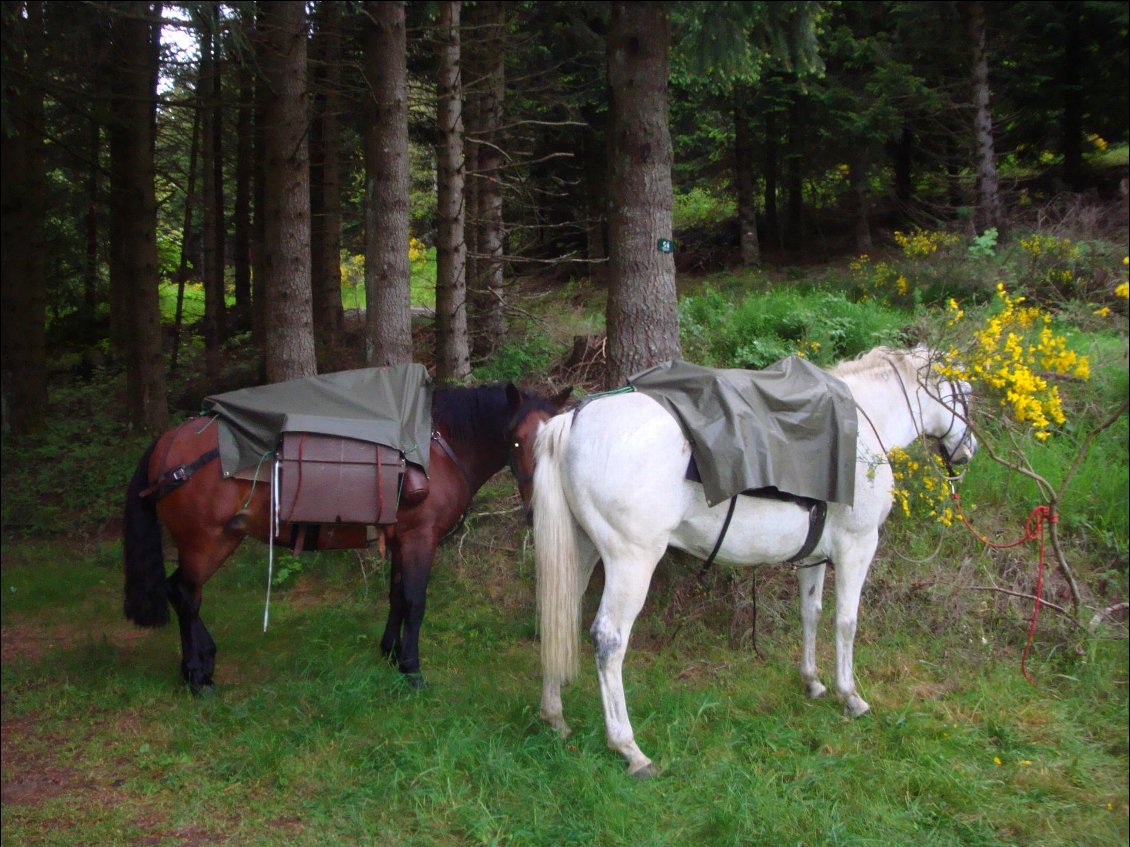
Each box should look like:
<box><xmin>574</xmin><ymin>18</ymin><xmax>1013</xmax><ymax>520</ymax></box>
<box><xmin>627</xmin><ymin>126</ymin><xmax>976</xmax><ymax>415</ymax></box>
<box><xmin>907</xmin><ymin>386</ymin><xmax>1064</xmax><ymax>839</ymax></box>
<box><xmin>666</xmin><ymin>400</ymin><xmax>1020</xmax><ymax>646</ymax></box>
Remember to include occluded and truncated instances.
<box><xmin>884</xmin><ymin>357</ymin><xmax>973</xmax><ymax>477</ymax></box>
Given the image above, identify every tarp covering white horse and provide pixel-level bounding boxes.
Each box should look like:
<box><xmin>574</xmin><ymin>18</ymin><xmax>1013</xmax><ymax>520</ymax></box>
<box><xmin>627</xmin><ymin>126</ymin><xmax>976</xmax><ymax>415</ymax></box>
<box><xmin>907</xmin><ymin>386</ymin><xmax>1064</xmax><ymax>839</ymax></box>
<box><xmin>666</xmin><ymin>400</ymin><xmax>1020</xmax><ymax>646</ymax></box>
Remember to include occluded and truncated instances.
<box><xmin>531</xmin><ymin>346</ymin><xmax>977</xmax><ymax>776</ymax></box>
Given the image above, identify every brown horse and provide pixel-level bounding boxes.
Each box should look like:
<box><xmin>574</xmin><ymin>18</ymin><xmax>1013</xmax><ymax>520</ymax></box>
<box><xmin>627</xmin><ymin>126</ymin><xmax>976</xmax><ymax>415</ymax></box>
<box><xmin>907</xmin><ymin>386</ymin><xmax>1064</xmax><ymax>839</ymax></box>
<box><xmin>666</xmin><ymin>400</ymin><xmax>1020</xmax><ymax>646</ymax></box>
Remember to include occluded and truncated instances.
<box><xmin>123</xmin><ymin>382</ymin><xmax>570</xmax><ymax>692</ymax></box>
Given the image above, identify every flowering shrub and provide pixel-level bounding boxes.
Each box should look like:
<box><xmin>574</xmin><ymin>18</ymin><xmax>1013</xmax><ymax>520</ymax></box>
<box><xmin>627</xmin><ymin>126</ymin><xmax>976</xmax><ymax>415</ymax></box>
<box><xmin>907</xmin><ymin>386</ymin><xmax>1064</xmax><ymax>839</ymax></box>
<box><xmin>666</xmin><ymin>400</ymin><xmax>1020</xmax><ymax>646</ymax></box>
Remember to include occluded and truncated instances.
<box><xmin>938</xmin><ymin>283</ymin><xmax>1089</xmax><ymax>441</ymax></box>
<box><xmin>887</xmin><ymin>447</ymin><xmax>955</xmax><ymax>525</ymax></box>
<box><xmin>894</xmin><ymin>228</ymin><xmax>960</xmax><ymax>259</ymax></box>
<box><xmin>849</xmin><ymin>255</ymin><xmax>910</xmax><ymax>303</ymax></box>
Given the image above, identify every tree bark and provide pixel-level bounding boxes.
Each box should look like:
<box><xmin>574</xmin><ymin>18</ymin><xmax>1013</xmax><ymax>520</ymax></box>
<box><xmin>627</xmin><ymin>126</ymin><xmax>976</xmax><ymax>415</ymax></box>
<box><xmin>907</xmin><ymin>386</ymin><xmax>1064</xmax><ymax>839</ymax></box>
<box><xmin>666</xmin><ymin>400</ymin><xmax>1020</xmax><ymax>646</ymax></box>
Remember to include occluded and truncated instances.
<box><xmin>434</xmin><ymin>0</ymin><xmax>471</xmax><ymax>383</ymax></box>
<box><xmin>362</xmin><ymin>0</ymin><xmax>413</xmax><ymax>368</ymax></box>
<box><xmin>467</xmin><ymin>0</ymin><xmax>506</xmax><ymax>357</ymax></box>
<box><xmin>108</xmin><ymin>1</ymin><xmax>167</xmax><ymax>434</ymax></box>
<box><xmin>1059</xmin><ymin>4</ymin><xmax>1084</xmax><ymax>190</ymax></box>
<box><xmin>849</xmin><ymin>146</ymin><xmax>873</xmax><ymax>252</ymax></box>
<box><xmin>784</xmin><ymin>92</ymin><xmax>804</xmax><ymax>252</ymax></box>
<box><xmin>964</xmin><ymin>0</ymin><xmax>1004</xmax><ymax>236</ymax></box>
<box><xmin>309</xmin><ymin>0</ymin><xmax>344</xmax><ymax>352</ymax></box>
<box><xmin>259</xmin><ymin>0</ymin><xmax>317</xmax><ymax>382</ymax></box>
<box><xmin>171</xmin><ymin>88</ymin><xmax>200</xmax><ymax>375</ymax></box>
<box><xmin>200</xmin><ymin>6</ymin><xmax>225</xmax><ymax>379</ymax></box>
<box><xmin>605</xmin><ymin>1</ymin><xmax>680</xmax><ymax>388</ymax></box>
<box><xmin>763</xmin><ymin>101</ymin><xmax>780</xmax><ymax>251</ymax></box>
<box><xmin>0</xmin><ymin>0</ymin><xmax>48</xmax><ymax>435</ymax></box>
<box><xmin>232</xmin><ymin>6</ymin><xmax>253</xmax><ymax>333</ymax></box>
<box><xmin>733</xmin><ymin>85</ymin><xmax>760</xmax><ymax>267</ymax></box>
<box><xmin>474</xmin><ymin>0</ymin><xmax>506</xmax><ymax>359</ymax></box>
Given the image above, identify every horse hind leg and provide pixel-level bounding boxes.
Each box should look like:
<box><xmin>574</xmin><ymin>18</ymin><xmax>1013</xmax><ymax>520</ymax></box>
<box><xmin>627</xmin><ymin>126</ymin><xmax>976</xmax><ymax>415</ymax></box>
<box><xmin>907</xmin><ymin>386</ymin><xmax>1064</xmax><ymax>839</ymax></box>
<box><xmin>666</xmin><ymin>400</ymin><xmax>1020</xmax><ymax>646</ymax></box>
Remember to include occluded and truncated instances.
<box><xmin>590</xmin><ymin>548</ymin><xmax>664</xmax><ymax>778</ymax></box>
<box><xmin>167</xmin><ymin>568</ymin><xmax>217</xmax><ymax>694</ymax></box>
<box><xmin>796</xmin><ymin>562</ymin><xmax>829</xmax><ymax>700</ymax></box>
<box><xmin>540</xmin><ymin>535</ymin><xmax>600</xmax><ymax>738</ymax></box>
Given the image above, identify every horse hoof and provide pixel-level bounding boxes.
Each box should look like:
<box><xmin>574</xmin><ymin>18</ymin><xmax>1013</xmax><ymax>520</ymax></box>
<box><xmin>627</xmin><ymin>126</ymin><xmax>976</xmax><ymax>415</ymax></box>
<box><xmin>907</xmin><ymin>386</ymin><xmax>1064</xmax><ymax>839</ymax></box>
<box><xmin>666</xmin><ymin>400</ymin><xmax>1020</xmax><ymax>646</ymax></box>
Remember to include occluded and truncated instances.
<box><xmin>843</xmin><ymin>695</ymin><xmax>870</xmax><ymax>718</ymax></box>
<box><xmin>630</xmin><ymin>762</ymin><xmax>660</xmax><ymax>779</ymax></box>
<box><xmin>542</xmin><ymin>715</ymin><xmax>572</xmax><ymax>739</ymax></box>
<box><xmin>804</xmin><ymin>680</ymin><xmax>828</xmax><ymax>700</ymax></box>
<box><xmin>403</xmin><ymin>672</ymin><xmax>426</xmax><ymax>690</ymax></box>
<box><xmin>189</xmin><ymin>682</ymin><xmax>215</xmax><ymax>698</ymax></box>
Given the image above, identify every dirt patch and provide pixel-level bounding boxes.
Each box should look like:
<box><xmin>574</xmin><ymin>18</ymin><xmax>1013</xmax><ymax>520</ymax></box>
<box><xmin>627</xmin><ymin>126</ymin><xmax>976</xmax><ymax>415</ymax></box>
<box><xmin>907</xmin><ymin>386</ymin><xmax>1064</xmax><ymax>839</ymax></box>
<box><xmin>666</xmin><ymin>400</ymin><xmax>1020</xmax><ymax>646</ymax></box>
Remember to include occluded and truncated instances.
<box><xmin>1</xmin><ymin>617</ymin><xmax>150</xmax><ymax>665</ymax></box>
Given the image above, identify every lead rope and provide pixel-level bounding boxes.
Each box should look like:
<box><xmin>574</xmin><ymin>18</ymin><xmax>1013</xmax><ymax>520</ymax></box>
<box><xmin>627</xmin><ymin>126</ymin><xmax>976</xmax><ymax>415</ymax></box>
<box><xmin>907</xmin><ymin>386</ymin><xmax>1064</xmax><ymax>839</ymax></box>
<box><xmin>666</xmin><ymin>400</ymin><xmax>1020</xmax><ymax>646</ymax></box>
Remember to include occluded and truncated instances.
<box><xmin>264</xmin><ymin>455</ymin><xmax>280</xmax><ymax>632</ymax></box>
<box><xmin>949</xmin><ymin>482</ymin><xmax>1056</xmax><ymax>686</ymax></box>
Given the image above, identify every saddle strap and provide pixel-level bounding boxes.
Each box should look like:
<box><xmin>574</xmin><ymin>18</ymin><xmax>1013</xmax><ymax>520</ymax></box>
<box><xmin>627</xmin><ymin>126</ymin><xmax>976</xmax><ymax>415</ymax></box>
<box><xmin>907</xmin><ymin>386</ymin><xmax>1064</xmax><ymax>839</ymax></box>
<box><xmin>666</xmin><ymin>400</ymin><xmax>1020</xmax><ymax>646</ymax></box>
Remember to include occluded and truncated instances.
<box><xmin>432</xmin><ymin>430</ymin><xmax>473</xmax><ymax>497</ymax></box>
<box><xmin>140</xmin><ymin>447</ymin><xmax>220</xmax><ymax>500</ymax></box>
<box><xmin>697</xmin><ymin>496</ymin><xmax>738</xmax><ymax>582</ymax></box>
<box><xmin>697</xmin><ymin>495</ymin><xmax>828</xmax><ymax>582</ymax></box>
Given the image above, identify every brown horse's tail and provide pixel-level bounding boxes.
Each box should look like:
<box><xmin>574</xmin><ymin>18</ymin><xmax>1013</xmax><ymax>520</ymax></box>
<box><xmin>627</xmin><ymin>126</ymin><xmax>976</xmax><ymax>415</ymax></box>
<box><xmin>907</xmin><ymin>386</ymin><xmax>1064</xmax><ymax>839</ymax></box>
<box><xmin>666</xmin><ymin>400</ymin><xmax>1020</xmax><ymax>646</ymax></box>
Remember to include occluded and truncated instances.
<box><xmin>123</xmin><ymin>440</ymin><xmax>169</xmax><ymax>627</ymax></box>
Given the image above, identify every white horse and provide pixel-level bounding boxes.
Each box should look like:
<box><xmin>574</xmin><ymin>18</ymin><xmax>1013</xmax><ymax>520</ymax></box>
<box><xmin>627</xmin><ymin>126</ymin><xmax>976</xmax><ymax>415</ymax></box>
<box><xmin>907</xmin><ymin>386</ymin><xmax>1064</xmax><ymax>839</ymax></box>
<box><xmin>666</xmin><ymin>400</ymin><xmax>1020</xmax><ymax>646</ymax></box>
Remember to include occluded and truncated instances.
<box><xmin>532</xmin><ymin>346</ymin><xmax>976</xmax><ymax>776</ymax></box>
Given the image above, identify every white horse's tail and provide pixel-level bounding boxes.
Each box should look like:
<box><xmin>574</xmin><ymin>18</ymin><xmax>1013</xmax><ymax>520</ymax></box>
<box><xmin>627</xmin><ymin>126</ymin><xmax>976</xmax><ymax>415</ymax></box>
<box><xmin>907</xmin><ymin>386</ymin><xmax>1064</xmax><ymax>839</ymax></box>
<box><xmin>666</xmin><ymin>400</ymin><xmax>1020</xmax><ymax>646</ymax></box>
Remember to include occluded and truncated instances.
<box><xmin>533</xmin><ymin>412</ymin><xmax>582</xmax><ymax>686</ymax></box>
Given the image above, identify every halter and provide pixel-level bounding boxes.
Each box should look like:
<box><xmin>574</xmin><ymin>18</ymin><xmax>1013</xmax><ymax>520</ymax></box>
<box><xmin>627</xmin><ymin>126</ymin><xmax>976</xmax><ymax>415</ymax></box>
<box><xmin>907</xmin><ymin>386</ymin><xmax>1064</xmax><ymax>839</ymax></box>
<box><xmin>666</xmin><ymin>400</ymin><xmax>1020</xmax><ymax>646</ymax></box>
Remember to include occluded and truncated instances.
<box><xmin>885</xmin><ymin>357</ymin><xmax>972</xmax><ymax>477</ymax></box>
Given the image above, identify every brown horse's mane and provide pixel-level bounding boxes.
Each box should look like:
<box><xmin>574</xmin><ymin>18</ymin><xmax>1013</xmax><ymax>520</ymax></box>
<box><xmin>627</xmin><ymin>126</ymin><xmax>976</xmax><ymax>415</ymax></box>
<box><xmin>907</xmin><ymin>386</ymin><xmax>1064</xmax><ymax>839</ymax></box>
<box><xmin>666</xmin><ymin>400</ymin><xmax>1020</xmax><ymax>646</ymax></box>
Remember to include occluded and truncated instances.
<box><xmin>432</xmin><ymin>383</ymin><xmax>558</xmax><ymax>445</ymax></box>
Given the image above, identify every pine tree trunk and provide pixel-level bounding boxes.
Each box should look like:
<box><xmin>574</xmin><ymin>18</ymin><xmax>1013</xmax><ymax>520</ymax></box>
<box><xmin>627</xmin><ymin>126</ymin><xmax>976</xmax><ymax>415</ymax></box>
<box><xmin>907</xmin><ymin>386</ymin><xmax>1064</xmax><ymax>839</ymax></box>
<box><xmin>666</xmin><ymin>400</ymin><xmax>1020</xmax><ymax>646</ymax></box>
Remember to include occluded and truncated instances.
<box><xmin>434</xmin><ymin>0</ymin><xmax>471</xmax><ymax>383</ymax></box>
<box><xmin>964</xmin><ymin>0</ymin><xmax>1004</xmax><ymax>236</ymax></box>
<box><xmin>310</xmin><ymin>1</ymin><xmax>344</xmax><ymax>352</ymax></box>
<box><xmin>200</xmin><ymin>11</ymin><xmax>224</xmax><ymax>379</ymax></box>
<box><xmin>362</xmin><ymin>0</ymin><xmax>413</xmax><ymax>367</ymax></box>
<box><xmin>465</xmin><ymin>0</ymin><xmax>506</xmax><ymax>359</ymax></box>
<box><xmin>784</xmin><ymin>94</ymin><xmax>804</xmax><ymax>252</ymax></box>
<box><xmin>850</xmin><ymin>147</ymin><xmax>873</xmax><ymax>252</ymax></box>
<box><xmin>259</xmin><ymin>0</ymin><xmax>317</xmax><ymax>382</ymax></box>
<box><xmin>251</xmin><ymin>14</ymin><xmax>267</xmax><ymax>369</ymax></box>
<box><xmin>472</xmin><ymin>1</ymin><xmax>506</xmax><ymax>356</ymax></box>
<box><xmin>1</xmin><ymin>0</ymin><xmax>48</xmax><ymax>435</ymax></box>
<box><xmin>233</xmin><ymin>11</ymin><xmax>253</xmax><ymax>333</ymax></box>
<box><xmin>893</xmin><ymin>125</ymin><xmax>914</xmax><ymax>207</ymax></box>
<box><xmin>763</xmin><ymin>104</ymin><xmax>780</xmax><ymax>250</ymax></box>
<box><xmin>171</xmin><ymin>93</ymin><xmax>199</xmax><ymax>375</ymax></box>
<box><xmin>1060</xmin><ymin>6</ymin><xmax>1084</xmax><ymax>190</ymax></box>
<box><xmin>605</xmin><ymin>1</ymin><xmax>680</xmax><ymax>388</ymax></box>
<box><xmin>733</xmin><ymin>86</ymin><xmax>760</xmax><ymax>267</ymax></box>
<box><xmin>108</xmin><ymin>1</ymin><xmax>167</xmax><ymax>434</ymax></box>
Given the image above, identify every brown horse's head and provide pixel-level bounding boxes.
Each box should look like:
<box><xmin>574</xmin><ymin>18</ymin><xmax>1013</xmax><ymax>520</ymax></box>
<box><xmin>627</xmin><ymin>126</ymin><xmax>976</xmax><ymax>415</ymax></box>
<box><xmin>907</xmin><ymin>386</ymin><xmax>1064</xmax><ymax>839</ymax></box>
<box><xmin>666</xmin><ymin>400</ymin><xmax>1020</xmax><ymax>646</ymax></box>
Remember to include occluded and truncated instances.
<box><xmin>506</xmin><ymin>384</ymin><xmax>572</xmax><ymax>524</ymax></box>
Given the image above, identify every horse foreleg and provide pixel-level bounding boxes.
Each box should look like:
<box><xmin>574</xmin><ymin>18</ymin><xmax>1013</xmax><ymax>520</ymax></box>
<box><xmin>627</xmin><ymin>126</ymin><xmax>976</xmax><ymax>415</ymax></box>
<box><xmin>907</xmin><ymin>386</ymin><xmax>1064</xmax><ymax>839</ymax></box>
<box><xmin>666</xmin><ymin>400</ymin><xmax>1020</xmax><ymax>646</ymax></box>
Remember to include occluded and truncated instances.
<box><xmin>167</xmin><ymin>568</ymin><xmax>216</xmax><ymax>694</ymax></box>
<box><xmin>380</xmin><ymin>557</ymin><xmax>406</xmax><ymax>666</ymax></box>
<box><xmin>591</xmin><ymin>553</ymin><xmax>662</xmax><ymax>778</ymax></box>
<box><xmin>831</xmin><ymin>534</ymin><xmax>879</xmax><ymax>717</ymax></box>
<box><xmin>386</xmin><ymin>541</ymin><xmax>434</xmax><ymax>684</ymax></box>
<box><xmin>796</xmin><ymin>562</ymin><xmax>828</xmax><ymax>700</ymax></box>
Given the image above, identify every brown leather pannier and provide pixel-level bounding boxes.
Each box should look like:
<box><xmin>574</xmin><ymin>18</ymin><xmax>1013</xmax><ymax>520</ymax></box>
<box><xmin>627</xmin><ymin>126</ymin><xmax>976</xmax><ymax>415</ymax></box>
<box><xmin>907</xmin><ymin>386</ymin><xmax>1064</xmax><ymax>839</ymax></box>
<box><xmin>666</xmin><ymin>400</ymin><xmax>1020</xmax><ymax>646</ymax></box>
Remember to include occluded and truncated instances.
<box><xmin>277</xmin><ymin>433</ymin><xmax>405</xmax><ymax>526</ymax></box>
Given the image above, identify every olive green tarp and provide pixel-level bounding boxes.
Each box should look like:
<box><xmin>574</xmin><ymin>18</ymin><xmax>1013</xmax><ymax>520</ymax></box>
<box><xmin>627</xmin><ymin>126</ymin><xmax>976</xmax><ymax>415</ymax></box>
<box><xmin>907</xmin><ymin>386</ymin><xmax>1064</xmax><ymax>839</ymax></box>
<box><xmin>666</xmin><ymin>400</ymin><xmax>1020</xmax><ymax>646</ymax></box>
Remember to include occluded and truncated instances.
<box><xmin>202</xmin><ymin>364</ymin><xmax>433</xmax><ymax>478</ymax></box>
<box><xmin>628</xmin><ymin>357</ymin><xmax>857</xmax><ymax>507</ymax></box>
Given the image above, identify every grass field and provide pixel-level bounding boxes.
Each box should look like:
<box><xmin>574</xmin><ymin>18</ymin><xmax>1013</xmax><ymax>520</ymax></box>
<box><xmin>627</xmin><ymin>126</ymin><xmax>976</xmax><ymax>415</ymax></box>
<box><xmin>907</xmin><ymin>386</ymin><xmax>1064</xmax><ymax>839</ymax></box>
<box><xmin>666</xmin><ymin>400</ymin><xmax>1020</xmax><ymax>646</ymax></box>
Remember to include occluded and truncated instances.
<box><xmin>4</xmin><ymin>236</ymin><xmax>1128</xmax><ymax>844</ymax></box>
<box><xmin>2</xmin><ymin>469</ymin><xmax>1127</xmax><ymax>845</ymax></box>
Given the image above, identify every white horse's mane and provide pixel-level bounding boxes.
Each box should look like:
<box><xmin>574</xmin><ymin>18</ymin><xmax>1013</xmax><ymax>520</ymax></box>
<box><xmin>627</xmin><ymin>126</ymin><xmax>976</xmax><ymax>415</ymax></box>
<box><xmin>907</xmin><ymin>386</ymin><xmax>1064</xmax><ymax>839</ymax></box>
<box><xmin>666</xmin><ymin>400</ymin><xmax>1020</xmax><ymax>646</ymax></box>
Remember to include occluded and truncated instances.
<box><xmin>829</xmin><ymin>345</ymin><xmax>931</xmax><ymax>385</ymax></box>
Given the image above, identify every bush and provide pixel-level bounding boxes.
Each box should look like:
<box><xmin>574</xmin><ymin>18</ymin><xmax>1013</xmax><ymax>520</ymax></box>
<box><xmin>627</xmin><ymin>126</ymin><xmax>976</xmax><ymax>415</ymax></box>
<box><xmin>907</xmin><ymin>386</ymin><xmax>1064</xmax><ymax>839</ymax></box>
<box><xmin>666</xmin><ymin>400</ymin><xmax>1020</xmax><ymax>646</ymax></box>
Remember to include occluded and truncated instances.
<box><xmin>679</xmin><ymin>285</ymin><xmax>909</xmax><ymax>369</ymax></box>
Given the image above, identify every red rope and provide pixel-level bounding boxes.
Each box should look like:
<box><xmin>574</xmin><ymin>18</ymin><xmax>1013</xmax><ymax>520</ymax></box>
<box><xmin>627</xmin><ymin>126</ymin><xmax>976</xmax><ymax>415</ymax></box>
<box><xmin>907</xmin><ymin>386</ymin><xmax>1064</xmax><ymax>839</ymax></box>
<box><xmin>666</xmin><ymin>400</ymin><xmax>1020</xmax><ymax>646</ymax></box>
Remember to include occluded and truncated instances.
<box><xmin>950</xmin><ymin>491</ymin><xmax>1058</xmax><ymax>686</ymax></box>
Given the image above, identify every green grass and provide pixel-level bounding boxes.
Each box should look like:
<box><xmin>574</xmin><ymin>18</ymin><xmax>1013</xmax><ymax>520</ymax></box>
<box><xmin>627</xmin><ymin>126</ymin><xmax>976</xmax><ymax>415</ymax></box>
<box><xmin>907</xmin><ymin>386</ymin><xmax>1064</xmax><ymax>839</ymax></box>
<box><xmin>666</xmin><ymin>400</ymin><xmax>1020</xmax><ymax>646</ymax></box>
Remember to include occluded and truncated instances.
<box><xmin>1</xmin><ymin>513</ymin><xmax>1126</xmax><ymax>846</ymax></box>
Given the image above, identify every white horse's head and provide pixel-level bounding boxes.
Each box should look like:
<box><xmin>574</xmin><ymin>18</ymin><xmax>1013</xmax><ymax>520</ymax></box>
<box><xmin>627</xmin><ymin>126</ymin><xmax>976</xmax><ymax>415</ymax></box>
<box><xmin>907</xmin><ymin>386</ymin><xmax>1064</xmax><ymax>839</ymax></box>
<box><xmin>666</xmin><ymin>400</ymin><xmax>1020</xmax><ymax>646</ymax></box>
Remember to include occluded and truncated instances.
<box><xmin>907</xmin><ymin>349</ymin><xmax>978</xmax><ymax>469</ymax></box>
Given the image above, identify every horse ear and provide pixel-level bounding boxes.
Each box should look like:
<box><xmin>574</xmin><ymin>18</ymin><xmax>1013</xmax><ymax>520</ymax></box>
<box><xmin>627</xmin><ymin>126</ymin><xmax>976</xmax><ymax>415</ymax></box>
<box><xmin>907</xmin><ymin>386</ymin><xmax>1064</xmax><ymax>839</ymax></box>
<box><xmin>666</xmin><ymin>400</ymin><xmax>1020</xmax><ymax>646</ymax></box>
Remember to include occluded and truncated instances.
<box><xmin>552</xmin><ymin>386</ymin><xmax>574</xmax><ymax>411</ymax></box>
<box><xmin>505</xmin><ymin>382</ymin><xmax>522</xmax><ymax>411</ymax></box>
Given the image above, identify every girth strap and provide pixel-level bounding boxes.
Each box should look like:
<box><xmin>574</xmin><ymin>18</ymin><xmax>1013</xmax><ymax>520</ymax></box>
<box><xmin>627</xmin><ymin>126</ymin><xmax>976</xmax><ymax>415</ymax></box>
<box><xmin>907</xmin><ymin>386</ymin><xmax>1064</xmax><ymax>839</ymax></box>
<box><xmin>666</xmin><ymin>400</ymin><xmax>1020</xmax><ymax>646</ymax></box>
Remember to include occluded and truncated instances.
<box><xmin>140</xmin><ymin>447</ymin><xmax>220</xmax><ymax>500</ymax></box>
<box><xmin>697</xmin><ymin>492</ymin><xmax>829</xmax><ymax>581</ymax></box>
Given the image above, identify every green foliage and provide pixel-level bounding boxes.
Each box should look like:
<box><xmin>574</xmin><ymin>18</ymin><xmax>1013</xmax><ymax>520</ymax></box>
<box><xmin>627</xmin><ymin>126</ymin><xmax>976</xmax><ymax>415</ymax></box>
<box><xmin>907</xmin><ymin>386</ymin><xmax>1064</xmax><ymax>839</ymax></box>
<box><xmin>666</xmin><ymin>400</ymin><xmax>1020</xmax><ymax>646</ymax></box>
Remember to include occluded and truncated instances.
<box><xmin>968</xmin><ymin>227</ymin><xmax>999</xmax><ymax>259</ymax></box>
<box><xmin>471</xmin><ymin>325</ymin><xmax>565</xmax><ymax>384</ymax></box>
<box><xmin>680</xmin><ymin>283</ymin><xmax>908</xmax><ymax>369</ymax></box>
<box><xmin>673</xmin><ymin>186</ymin><xmax>736</xmax><ymax>230</ymax></box>
<box><xmin>0</xmin><ymin>372</ymin><xmax>144</xmax><ymax>538</ymax></box>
